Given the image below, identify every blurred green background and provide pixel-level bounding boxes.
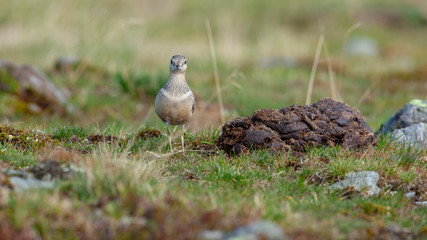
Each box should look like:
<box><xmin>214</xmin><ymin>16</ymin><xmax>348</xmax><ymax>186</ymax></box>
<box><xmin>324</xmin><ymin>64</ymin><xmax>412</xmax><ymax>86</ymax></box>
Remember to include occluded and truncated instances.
<box><xmin>0</xmin><ymin>0</ymin><xmax>426</xmax><ymax>132</ymax></box>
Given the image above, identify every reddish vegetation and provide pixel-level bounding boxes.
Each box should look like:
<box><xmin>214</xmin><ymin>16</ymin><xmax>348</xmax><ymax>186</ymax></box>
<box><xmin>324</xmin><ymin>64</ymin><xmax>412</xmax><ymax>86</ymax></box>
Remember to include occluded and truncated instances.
<box><xmin>137</xmin><ymin>129</ymin><xmax>161</xmax><ymax>139</ymax></box>
<box><xmin>0</xmin><ymin>125</ymin><xmax>164</xmax><ymax>154</ymax></box>
<box><xmin>0</xmin><ymin>125</ymin><xmax>53</xmax><ymax>150</ymax></box>
<box><xmin>86</xmin><ymin>134</ymin><xmax>120</xmax><ymax>144</ymax></box>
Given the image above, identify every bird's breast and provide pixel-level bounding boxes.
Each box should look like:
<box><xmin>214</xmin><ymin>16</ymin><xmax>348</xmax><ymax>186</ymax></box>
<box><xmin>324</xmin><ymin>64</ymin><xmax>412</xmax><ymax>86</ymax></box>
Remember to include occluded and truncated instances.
<box><xmin>155</xmin><ymin>88</ymin><xmax>195</xmax><ymax>125</ymax></box>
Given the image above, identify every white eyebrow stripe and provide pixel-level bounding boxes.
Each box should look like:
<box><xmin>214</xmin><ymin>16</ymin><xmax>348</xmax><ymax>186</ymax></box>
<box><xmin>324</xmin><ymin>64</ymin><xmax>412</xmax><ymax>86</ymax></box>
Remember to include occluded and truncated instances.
<box><xmin>160</xmin><ymin>88</ymin><xmax>193</xmax><ymax>101</ymax></box>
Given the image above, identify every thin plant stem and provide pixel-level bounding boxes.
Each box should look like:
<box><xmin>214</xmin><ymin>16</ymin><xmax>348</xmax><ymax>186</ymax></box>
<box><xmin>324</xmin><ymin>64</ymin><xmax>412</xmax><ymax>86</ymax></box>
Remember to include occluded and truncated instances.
<box><xmin>206</xmin><ymin>19</ymin><xmax>225</xmax><ymax>124</ymax></box>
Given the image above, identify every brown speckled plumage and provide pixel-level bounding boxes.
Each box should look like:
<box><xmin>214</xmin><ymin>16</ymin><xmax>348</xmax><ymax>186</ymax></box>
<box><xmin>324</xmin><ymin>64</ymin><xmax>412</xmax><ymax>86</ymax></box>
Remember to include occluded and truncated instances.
<box><xmin>154</xmin><ymin>55</ymin><xmax>195</xmax><ymax>151</ymax></box>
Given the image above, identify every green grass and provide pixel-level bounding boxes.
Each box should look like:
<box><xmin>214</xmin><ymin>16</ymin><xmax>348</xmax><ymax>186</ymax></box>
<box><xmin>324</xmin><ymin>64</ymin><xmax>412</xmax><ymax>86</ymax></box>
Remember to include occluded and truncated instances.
<box><xmin>51</xmin><ymin>126</ymin><xmax>88</xmax><ymax>140</ymax></box>
<box><xmin>0</xmin><ymin>0</ymin><xmax>427</xmax><ymax>239</ymax></box>
<box><xmin>0</xmin><ymin>143</ymin><xmax>37</xmax><ymax>167</ymax></box>
<box><xmin>0</xmin><ymin>127</ymin><xmax>426</xmax><ymax>239</ymax></box>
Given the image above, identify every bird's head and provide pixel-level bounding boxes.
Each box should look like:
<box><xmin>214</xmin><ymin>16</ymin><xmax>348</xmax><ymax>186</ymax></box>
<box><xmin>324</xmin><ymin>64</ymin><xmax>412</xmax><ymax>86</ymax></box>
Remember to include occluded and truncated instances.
<box><xmin>170</xmin><ymin>55</ymin><xmax>187</xmax><ymax>73</ymax></box>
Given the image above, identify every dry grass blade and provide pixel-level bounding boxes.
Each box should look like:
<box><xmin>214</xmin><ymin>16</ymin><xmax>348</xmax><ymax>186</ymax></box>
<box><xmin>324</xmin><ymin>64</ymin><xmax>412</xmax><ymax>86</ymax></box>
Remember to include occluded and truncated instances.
<box><xmin>355</xmin><ymin>84</ymin><xmax>374</xmax><ymax>108</ymax></box>
<box><xmin>323</xmin><ymin>40</ymin><xmax>339</xmax><ymax>100</ymax></box>
<box><xmin>305</xmin><ymin>33</ymin><xmax>324</xmax><ymax>105</ymax></box>
<box><xmin>344</xmin><ymin>22</ymin><xmax>364</xmax><ymax>40</ymax></box>
<box><xmin>205</xmin><ymin>18</ymin><xmax>225</xmax><ymax>124</ymax></box>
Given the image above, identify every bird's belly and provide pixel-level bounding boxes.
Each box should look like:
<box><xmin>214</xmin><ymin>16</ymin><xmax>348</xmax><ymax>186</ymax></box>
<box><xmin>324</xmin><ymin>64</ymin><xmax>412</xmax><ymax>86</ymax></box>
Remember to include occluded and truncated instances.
<box><xmin>155</xmin><ymin>98</ymin><xmax>193</xmax><ymax>125</ymax></box>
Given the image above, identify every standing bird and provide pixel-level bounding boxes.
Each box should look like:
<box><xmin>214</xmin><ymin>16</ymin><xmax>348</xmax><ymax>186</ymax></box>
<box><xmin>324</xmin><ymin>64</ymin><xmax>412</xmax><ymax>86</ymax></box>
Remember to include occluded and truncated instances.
<box><xmin>155</xmin><ymin>55</ymin><xmax>195</xmax><ymax>152</ymax></box>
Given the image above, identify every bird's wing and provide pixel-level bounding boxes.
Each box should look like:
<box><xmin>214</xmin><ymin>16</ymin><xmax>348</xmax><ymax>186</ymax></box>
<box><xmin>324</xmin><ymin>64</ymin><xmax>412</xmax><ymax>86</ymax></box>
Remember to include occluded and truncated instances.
<box><xmin>191</xmin><ymin>95</ymin><xmax>195</xmax><ymax>114</ymax></box>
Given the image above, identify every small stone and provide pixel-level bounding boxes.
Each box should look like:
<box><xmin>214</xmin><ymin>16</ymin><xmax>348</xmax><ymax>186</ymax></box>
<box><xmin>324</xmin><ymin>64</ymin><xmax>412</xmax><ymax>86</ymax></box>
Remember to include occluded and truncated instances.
<box><xmin>27</xmin><ymin>160</ymin><xmax>83</xmax><ymax>180</ymax></box>
<box><xmin>328</xmin><ymin>171</ymin><xmax>381</xmax><ymax>197</ymax></box>
<box><xmin>403</xmin><ymin>192</ymin><xmax>416</xmax><ymax>198</ymax></box>
<box><xmin>223</xmin><ymin>221</ymin><xmax>288</xmax><ymax>240</ymax></box>
<box><xmin>415</xmin><ymin>201</ymin><xmax>427</xmax><ymax>207</ymax></box>
<box><xmin>2</xmin><ymin>169</ymin><xmax>26</xmax><ymax>178</ymax></box>
<box><xmin>345</xmin><ymin>36</ymin><xmax>379</xmax><ymax>57</ymax></box>
<box><xmin>390</xmin><ymin>123</ymin><xmax>426</xmax><ymax>149</ymax></box>
<box><xmin>197</xmin><ymin>230</ymin><xmax>224</xmax><ymax>240</ymax></box>
<box><xmin>117</xmin><ymin>216</ymin><xmax>146</xmax><ymax>227</ymax></box>
<box><xmin>9</xmin><ymin>176</ymin><xmax>54</xmax><ymax>193</ymax></box>
<box><xmin>3</xmin><ymin>160</ymin><xmax>83</xmax><ymax>193</ymax></box>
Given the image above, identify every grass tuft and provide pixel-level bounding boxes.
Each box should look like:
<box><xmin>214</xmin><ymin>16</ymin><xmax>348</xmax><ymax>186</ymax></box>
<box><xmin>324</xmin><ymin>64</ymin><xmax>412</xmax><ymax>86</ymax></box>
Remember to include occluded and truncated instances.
<box><xmin>51</xmin><ymin>126</ymin><xmax>88</xmax><ymax>141</ymax></box>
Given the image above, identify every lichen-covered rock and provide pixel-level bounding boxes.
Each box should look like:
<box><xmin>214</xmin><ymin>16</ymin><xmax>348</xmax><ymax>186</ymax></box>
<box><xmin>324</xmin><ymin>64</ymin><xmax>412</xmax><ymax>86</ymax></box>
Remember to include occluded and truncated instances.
<box><xmin>328</xmin><ymin>171</ymin><xmax>381</xmax><ymax>197</ymax></box>
<box><xmin>7</xmin><ymin>177</ymin><xmax>54</xmax><ymax>194</ymax></box>
<box><xmin>0</xmin><ymin>60</ymin><xmax>70</xmax><ymax>115</ymax></box>
<box><xmin>378</xmin><ymin>99</ymin><xmax>427</xmax><ymax>149</ymax></box>
<box><xmin>2</xmin><ymin>160</ymin><xmax>84</xmax><ymax>193</ymax></box>
<box><xmin>218</xmin><ymin>98</ymin><xmax>376</xmax><ymax>154</ymax></box>
<box><xmin>390</xmin><ymin>122</ymin><xmax>426</xmax><ymax>149</ymax></box>
<box><xmin>379</xmin><ymin>99</ymin><xmax>427</xmax><ymax>135</ymax></box>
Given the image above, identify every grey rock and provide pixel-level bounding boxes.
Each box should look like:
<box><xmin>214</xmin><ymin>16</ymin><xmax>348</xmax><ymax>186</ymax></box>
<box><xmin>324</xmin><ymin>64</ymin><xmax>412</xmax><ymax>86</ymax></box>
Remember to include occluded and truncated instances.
<box><xmin>415</xmin><ymin>201</ymin><xmax>427</xmax><ymax>207</ymax></box>
<box><xmin>2</xmin><ymin>169</ymin><xmax>26</xmax><ymax>178</ymax></box>
<box><xmin>117</xmin><ymin>216</ymin><xmax>147</xmax><ymax>228</ymax></box>
<box><xmin>403</xmin><ymin>192</ymin><xmax>416</xmax><ymax>198</ymax></box>
<box><xmin>379</xmin><ymin>99</ymin><xmax>427</xmax><ymax>135</ymax></box>
<box><xmin>345</xmin><ymin>36</ymin><xmax>379</xmax><ymax>57</ymax></box>
<box><xmin>0</xmin><ymin>60</ymin><xmax>71</xmax><ymax>115</ymax></box>
<box><xmin>4</xmin><ymin>161</ymin><xmax>84</xmax><ymax>193</ymax></box>
<box><xmin>390</xmin><ymin>123</ymin><xmax>426</xmax><ymax>149</ymax></box>
<box><xmin>9</xmin><ymin>176</ymin><xmax>54</xmax><ymax>193</ymax></box>
<box><xmin>223</xmin><ymin>221</ymin><xmax>287</xmax><ymax>240</ymax></box>
<box><xmin>328</xmin><ymin>171</ymin><xmax>381</xmax><ymax>196</ymax></box>
<box><xmin>197</xmin><ymin>230</ymin><xmax>224</xmax><ymax>240</ymax></box>
<box><xmin>27</xmin><ymin>160</ymin><xmax>83</xmax><ymax>180</ymax></box>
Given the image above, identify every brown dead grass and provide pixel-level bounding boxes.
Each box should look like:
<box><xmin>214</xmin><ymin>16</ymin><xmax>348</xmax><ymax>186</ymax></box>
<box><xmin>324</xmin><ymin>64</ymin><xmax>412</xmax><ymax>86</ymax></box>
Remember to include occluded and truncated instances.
<box><xmin>0</xmin><ymin>189</ymin><xmax>260</xmax><ymax>240</ymax></box>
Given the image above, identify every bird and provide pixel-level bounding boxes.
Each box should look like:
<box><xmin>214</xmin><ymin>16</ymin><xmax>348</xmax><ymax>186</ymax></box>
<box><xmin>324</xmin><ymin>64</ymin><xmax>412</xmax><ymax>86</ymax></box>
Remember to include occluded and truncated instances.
<box><xmin>155</xmin><ymin>55</ymin><xmax>195</xmax><ymax>152</ymax></box>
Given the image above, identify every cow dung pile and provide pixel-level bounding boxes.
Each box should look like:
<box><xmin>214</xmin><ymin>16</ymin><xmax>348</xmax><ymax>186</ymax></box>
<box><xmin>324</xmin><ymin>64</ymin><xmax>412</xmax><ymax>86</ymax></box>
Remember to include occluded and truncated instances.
<box><xmin>218</xmin><ymin>98</ymin><xmax>377</xmax><ymax>155</ymax></box>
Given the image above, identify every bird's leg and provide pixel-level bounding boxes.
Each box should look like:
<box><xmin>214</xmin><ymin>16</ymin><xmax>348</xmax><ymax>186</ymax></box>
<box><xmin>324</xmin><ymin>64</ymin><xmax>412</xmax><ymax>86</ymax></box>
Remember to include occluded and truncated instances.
<box><xmin>181</xmin><ymin>125</ymin><xmax>185</xmax><ymax>152</ymax></box>
<box><xmin>166</xmin><ymin>123</ymin><xmax>173</xmax><ymax>152</ymax></box>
